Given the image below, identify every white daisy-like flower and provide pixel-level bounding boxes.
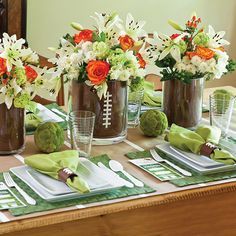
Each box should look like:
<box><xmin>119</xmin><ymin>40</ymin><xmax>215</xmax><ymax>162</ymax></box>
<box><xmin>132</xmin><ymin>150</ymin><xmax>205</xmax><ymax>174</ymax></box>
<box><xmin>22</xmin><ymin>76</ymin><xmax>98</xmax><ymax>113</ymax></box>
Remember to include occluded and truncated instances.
<box><xmin>0</xmin><ymin>33</ymin><xmax>33</xmax><ymax>71</ymax></box>
<box><xmin>207</xmin><ymin>25</ymin><xmax>230</xmax><ymax>49</ymax></box>
<box><xmin>0</xmin><ymin>79</ymin><xmax>22</xmax><ymax>109</ymax></box>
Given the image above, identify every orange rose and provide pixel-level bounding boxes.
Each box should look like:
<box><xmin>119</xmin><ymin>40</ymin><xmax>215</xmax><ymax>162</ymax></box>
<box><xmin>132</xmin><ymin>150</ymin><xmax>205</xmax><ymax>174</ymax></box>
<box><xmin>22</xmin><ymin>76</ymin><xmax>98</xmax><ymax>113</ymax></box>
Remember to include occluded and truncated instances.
<box><xmin>74</xmin><ymin>29</ymin><xmax>93</xmax><ymax>44</ymax></box>
<box><xmin>119</xmin><ymin>35</ymin><xmax>134</xmax><ymax>51</ymax></box>
<box><xmin>86</xmin><ymin>60</ymin><xmax>110</xmax><ymax>85</ymax></box>
<box><xmin>136</xmin><ymin>53</ymin><xmax>146</xmax><ymax>68</ymax></box>
<box><xmin>0</xmin><ymin>57</ymin><xmax>7</xmax><ymax>76</ymax></box>
<box><xmin>25</xmin><ymin>65</ymin><xmax>38</xmax><ymax>82</ymax></box>
<box><xmin>187</xmin><ymin>46</ymin><xmax>215</xmax><ymax>60</ymax></box>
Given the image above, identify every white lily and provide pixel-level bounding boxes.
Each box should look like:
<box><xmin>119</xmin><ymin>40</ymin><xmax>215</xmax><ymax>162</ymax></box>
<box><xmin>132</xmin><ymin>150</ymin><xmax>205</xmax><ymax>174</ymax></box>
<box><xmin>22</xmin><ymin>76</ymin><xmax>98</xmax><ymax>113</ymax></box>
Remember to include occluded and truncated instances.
<box><xmin>91</xmin><ymin>12</ymin><xmax>122</xmax><ymax>34</ymax></box>
<box><xmin>122</xmin><ymin>13</ymin><xmax>147</xmax><ymax>41</ymax></box>
<box><xmin>0</xmin><ymin>79</ymin><xmax>22</xmax><ymax>109</ymax></box>
<box><xmin>207</xmin><ymin>25</ymin><xmax>230</xmax><ymax>48</ymax></box>
<box><xmin>158</xmin><ymin>33</ymin><xmax>188</xmax><ymax>62</ymax></box>
<box><xmin>0</xmin><ymin>33</ymin><xmax>33</xmax><ymax>71</ymax></box>
<box><xmin>138</xmin><ymin>41</ymin><xmax>159</xmax><ymax>64</ymax></box>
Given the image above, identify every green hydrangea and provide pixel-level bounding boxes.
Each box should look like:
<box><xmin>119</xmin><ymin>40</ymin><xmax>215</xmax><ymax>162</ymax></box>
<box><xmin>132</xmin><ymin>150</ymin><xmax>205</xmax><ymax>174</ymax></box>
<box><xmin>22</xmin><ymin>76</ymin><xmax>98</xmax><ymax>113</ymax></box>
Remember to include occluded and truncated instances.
<box><xmin>15</xmin><ymin>67</ymin><xmax>27</xmax><ymax>86</ymax></box>
<box><xmin>93</xmin><ymin>41</ymin><xmax>110</xmax><ymax>59</ymax></box>
<box><xmin>178</xmin><ymin>40</ymin><xmax>187</xmax><ymax>53</ymax></box>
<box><xmin>140</xmin><ymin>110</ymin><xmax>168</xmax><ymax>137</ymax></box>
<box><xmin>14</xmin><ymin>93</ymin><xmax>30</xmax><ymax>108</ymax></box>
<box><xmin>193</xmin><ymin>32</ymin><xmax>210</xmax><ymax>47</ymax></box>
<box><xmin>34</xmin><ymin>122</ymin><xmax>65</xmax><ymax>153</ymax></box>
<box><xmin>108</xmin><ymin>48</ymin><xmax>126</xmax><ymax>66</ymax></box>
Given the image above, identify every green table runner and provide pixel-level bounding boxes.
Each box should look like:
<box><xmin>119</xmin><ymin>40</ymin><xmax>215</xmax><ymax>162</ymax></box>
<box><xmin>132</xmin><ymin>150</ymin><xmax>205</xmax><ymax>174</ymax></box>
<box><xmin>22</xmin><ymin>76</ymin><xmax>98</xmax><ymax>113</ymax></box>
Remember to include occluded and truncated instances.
<box><xmin>7</xmin><ymin>154</ymin><xmax>154</xmax><ymax>216</ymax></box>
<box><xmin>125</xmin><ymin>138</ymin><xmax>236</xmax><ymax>187</ymax></box>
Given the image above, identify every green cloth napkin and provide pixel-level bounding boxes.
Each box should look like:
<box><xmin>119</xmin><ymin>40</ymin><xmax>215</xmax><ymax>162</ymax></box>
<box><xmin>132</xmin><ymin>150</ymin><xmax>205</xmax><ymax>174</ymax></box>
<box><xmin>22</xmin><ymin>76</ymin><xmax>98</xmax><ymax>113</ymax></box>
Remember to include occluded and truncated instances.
<box><xmin>142</xmin><ymin>81</ymin><xmax>162</xmax><ymax>107</ymax></box>
<box><xmin>169</xmin><ymin>124</ymin><xmax>236</xmax><ymax>165</ymax></box>
<box><xmin>25</xmin><ymin>150</ymin><xmax>90</xmax><ymax>193</ymax></box>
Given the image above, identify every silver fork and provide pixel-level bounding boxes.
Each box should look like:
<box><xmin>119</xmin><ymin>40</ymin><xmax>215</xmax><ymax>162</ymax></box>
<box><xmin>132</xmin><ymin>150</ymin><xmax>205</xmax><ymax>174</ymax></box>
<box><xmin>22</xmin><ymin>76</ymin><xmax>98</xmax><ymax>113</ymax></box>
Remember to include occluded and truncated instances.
<box><xmin>150</xmin><ymin>149</ymin><xmax>192</xmax><ymax>177</ymax></box>
<box><xmin>3</xmin><ymin>172</ymin><xmax>36</xmax><ymax>205</ymax></box>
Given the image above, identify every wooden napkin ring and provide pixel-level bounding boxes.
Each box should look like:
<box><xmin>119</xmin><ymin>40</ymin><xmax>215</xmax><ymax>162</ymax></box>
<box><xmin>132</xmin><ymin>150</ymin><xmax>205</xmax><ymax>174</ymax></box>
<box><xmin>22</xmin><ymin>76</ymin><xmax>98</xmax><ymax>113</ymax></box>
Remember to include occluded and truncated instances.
<box><xmin>58</xmin><ymin>168</ymin><xmax>77</xmax><ymax>182</ymax></box>
<box><xmin>200</xmin><ymin>142</ymin><xmax>217</xmax><ymax>157</ymax></box>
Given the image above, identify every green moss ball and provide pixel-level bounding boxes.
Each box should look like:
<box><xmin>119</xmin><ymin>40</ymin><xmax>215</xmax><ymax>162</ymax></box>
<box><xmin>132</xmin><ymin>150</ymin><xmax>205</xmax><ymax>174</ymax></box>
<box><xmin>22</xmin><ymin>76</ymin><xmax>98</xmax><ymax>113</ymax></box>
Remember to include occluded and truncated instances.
<box><xmin>34</xmin><ymin>122</ymin><xmax>65</xmax><ymax>153</ymax></box>
<box><xmin>140</xmin><ymin>110</ymin><xmax>168</xmax><ymax>137</ymax></box>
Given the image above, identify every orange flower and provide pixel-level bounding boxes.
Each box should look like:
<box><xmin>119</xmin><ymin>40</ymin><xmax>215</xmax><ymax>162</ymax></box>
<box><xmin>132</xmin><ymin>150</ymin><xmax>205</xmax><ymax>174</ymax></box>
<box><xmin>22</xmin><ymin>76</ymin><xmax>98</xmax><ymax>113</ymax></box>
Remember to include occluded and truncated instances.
<box><xmin>0</xmin><ymin>57</ymin><xmax>7</xmax><ymax>76</ymax></box>
<box><xmin>119</xmin><ymin>35</ymin><xmax>134</xmax><ymax>51</ymax></box>
<box><xmin>186</xmin><ymin>46</ymin><xmax>215</xmax><ymax>60</ymax></box>
<box><xmin>25</xmin><ymin>66</ymin><xmax>38</xmax><ymax>82</ymax></box>
<box><xmin>74</xmin><ymin>29</ymin><xmax>93</xmax><ymax>44</ymax></box>
<box><xmin>136</xmin><ymin>53</ymin><xmax>146</xmax><ymax>68</ymax></box>
<box><xmin>86</xmin><ymin>60</ymin><xmax>110</xmax><ymax>85</ymax></box>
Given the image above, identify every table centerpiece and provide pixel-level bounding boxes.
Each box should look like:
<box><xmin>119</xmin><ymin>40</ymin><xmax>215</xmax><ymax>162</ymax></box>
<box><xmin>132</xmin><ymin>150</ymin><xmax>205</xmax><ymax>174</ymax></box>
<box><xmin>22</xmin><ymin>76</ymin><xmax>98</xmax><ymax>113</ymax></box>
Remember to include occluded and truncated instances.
<box><xmin>0</xmin><ymin>33</ymin><xmax>52</xmax><ymax>154</ymax></box>
<box><xmin>152</xmin><ymin>13</ymin><xmax>236</xmax><ymax>128</ymax></box>
<box><xmin>49</xmin><ymin>12</ymin><xmax>156</xmax><ymax>144</ymax></box>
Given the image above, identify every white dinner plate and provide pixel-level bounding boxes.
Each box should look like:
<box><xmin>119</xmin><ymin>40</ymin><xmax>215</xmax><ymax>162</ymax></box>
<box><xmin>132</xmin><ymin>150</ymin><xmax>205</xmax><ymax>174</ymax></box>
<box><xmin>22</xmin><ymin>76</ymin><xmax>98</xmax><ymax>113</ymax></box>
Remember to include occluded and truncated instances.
<box><xmin>157</xmin><ymin>143</ymin><xmax>236</xmax><ymax>175</ymax></box>
<box><xmin>10</xmin><ymin>158</ymin><xmax>124</xmax><ymax>202</ymax></box>
<box><xmin>169</xmin><ymin>146</ymin><xmax>224</xmax><ymax>168</ymax></box>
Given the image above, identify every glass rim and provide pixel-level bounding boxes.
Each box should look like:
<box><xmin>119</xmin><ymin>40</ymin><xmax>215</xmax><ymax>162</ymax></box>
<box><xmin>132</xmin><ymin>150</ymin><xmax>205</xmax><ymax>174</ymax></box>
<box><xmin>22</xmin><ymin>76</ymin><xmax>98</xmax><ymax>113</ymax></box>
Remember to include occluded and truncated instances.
<box><xmin>69</xmin><ymin>110</ymin><xmax>96</xmax><ymax>119</ymax></box>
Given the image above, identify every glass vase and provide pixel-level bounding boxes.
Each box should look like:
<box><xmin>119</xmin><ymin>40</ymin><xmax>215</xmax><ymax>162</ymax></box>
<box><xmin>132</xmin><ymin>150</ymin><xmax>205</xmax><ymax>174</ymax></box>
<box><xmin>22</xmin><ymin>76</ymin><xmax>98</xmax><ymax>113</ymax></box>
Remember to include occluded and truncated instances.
<box><xmin>0</xmin><ymin>104</ymin><xmax>25</xmax><ymax>155</ymax></box>
<box><xmin>68</xmin><ymin>80</ymin><xmax>128</xmax><ymax>145</ymax></box>
<box><xmin>163</xmin><ymin>78</ymin><xmax>204</xmax><ymax>128</ymax></box>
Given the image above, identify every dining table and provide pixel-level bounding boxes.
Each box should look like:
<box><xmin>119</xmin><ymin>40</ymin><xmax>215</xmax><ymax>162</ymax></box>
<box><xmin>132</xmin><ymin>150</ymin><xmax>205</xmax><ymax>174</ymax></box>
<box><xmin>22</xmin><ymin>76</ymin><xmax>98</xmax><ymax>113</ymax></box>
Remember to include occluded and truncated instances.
<box><xmin>0</xmin><ymin>86</ymin><xmax>236</xmax><ymax>236</ymax></box>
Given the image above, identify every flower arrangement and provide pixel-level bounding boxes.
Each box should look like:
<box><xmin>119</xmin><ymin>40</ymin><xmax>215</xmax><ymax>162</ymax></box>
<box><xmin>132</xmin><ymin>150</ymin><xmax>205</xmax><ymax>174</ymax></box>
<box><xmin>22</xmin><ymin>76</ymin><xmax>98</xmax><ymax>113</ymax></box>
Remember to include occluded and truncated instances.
<box><xmin>49</xmin><ymin>12</ymin><xmax>156</xmax><ymax>98</ymax></box>
<box><xmin>153</xmin><ymin>13</ymin><xmax>236</xmax><ymax>83</ymax></box>
<box><xmin>0</xmin><ymin>33</ymin><xmax>49</xmax><ymax>109</ymax></box>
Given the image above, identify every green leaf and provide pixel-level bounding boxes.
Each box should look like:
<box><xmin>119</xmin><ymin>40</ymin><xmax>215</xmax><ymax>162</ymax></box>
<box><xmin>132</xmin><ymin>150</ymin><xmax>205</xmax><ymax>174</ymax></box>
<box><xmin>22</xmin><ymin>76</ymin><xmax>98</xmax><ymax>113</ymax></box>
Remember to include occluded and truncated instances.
<box><xmin>168</xmin><ymin>19</ymin><xmax>184</xmax><ymax>31</ymax></box>
<box><xmin>99</xmin><ymin>32</ymin><xmax>106</xmax><ymax>42</ymax></box>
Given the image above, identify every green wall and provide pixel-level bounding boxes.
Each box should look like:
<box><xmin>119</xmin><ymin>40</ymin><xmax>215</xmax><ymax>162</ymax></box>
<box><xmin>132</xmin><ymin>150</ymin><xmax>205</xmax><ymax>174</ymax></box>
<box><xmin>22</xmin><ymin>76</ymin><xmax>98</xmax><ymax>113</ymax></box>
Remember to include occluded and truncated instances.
<box><xmin>27</xmin><ymin>0</ymin><xmax>236</xmax><ymax>86</ymax></box>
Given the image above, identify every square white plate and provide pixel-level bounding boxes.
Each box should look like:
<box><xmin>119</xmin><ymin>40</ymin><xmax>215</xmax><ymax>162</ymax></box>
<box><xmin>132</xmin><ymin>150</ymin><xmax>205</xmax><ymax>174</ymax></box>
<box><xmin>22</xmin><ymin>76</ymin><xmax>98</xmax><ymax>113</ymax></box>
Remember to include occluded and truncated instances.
<box><xmin>157</xmin><ymin>143</ymin><xmax>236</xmax><ymax>175</ymax></box>
<box><xmin>10</xmin><ymin>158</ymin><xmax>124</xmax><ymax>202</ymax></box>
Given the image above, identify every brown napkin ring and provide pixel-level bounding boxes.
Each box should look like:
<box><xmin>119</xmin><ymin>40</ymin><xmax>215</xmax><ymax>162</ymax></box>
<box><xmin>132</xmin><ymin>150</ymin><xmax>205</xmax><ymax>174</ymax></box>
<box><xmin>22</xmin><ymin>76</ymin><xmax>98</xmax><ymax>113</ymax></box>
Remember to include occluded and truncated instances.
<box><xmin>200</xmin><ymin>142</ymin><xmax>218</xmax><ymax>157</ymax></box>
<box><xmin>58</xmin><ymin>168</ymin><xmax>77</xmax><ymax>182</ymax></box>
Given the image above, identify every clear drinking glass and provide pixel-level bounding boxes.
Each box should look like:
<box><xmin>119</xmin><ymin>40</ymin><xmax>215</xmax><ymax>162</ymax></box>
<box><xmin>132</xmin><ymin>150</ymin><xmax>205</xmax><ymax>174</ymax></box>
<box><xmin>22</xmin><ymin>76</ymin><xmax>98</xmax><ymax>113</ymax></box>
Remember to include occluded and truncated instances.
<box><xmin>128</xmin><ymin>89</ymin><xmax>144</xmax><ymax>128</ymax></box>
<box><xmin>69</xmin><ymin>111</ymin><xmax>95</xmax><ymax>158</ymax></box>
<box><xmin>209</xmin><ymin>94</ymin><xmax>235</xmax><ymax>138</ymax></box>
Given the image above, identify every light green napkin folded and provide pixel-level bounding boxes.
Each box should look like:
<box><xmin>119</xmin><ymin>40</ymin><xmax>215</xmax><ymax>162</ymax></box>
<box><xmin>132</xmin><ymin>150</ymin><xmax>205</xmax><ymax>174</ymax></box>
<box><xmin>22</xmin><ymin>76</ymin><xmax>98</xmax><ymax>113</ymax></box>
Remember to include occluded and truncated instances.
<box><xmin>25</xmin><ymin>150</ymin><xmax>90</xmax><ymax>193</ymax></box>
<box><xmin>142</xmin><ymin>81</ymin><xmax>162</xmax><ymax>107</ymax></box>
<box><xmin>169</xmin><ymin>124</ymin><xmax>236</xmax><ymax>165</ymax></box>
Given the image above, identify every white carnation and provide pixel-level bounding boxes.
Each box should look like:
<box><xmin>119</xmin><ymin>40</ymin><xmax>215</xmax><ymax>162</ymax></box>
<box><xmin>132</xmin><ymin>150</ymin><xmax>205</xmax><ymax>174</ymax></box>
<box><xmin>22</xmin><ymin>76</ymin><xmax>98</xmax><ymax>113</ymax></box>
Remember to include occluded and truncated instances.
<box><xmin>198</xmin><ymin>62</ymin><xmax>209</xmax><ymax>73</ymax></box>
<box><xmin>191</xmin><ymin>56</ymin><xmax>202</xmax><ymax>66</ymax></box>
<box><xmin>185</xmin><ymin>64</ymin><xmax>197</xmax><ymax>74</ymax></box>
<box><xmin>175</xmin><ymin>62</ymin><xmax>186</xmax><ymax>72</ymax></box>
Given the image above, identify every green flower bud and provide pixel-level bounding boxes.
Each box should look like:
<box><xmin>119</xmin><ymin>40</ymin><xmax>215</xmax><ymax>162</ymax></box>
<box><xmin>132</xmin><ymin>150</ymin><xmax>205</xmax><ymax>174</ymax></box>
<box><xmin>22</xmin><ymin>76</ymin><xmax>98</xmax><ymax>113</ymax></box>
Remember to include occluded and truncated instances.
<box><xmin>193</xmin><ymin>32</ymin><xmax>210</xmax><ymax>47</ymax></box>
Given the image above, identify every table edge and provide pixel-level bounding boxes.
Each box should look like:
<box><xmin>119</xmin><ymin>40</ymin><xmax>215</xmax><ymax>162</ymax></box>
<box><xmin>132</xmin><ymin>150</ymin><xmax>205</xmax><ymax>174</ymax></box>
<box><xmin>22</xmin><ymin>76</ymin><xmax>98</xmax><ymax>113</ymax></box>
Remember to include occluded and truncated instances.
<box><xmin>1</xmin><ymin>181</ymin><xmax>236</xmax><ymax>234</ymax></box>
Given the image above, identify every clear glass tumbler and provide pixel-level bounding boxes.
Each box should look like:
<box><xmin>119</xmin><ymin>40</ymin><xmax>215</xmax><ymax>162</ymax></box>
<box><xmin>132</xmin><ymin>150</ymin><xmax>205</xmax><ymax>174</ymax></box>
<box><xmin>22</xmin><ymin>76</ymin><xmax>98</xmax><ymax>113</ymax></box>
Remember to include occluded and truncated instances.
<box><xmin>209</xmin><ymin>94</ymin><xmax>235</xmax><ymax>138</ymax></box>
<box><xmin>128</xmin><ymin>89</ymin><xmax>144</xmax><ymax>128</ymax></box>
<box><xmin>69</xmin><ymin>111</ymin><xmax>95</xmax><ymax>158</ymax></box>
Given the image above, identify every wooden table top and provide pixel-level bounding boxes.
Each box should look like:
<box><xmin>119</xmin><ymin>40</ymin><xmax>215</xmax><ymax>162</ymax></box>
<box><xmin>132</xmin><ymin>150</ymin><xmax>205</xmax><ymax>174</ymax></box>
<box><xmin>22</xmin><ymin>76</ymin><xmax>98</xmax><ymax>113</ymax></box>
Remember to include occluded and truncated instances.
<box><xmin>0</xmin><ymin>86</ymin><xmax>236</xmax><ymax>235</ymax></box>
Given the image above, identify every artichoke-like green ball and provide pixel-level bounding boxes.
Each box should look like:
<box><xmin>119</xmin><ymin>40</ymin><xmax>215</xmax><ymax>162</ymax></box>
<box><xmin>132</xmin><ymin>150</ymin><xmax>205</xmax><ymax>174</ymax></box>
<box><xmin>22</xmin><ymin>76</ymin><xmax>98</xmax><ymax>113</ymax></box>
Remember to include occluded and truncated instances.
<box><xmin>34</xmin><ymin>122</ymin><xmax>65</xmax><ymax>153</ymax></box>
<box><xmin>140</xmin><ymin>110</ymin><xmax>168</xmax><ymax>137</ymax></box>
